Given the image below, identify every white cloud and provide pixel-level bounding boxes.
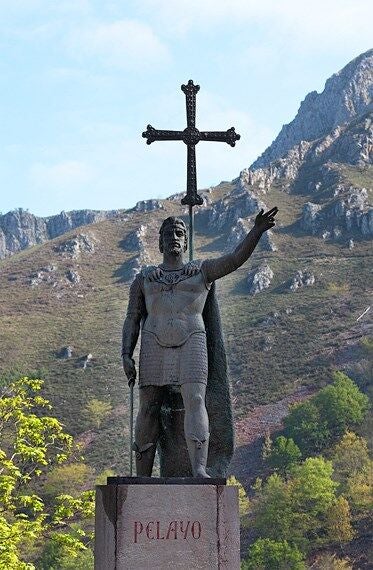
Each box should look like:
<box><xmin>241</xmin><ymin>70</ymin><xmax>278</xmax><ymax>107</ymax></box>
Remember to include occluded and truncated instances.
<box><xmin>67</xmin><ymin>19</ymin><xmax>170</xmax><ymax>69</ymax></box>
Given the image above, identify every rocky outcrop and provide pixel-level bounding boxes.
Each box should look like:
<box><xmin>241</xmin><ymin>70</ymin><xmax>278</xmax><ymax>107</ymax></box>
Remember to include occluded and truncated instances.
<box><xmin>135</xmin><ymin>199</ymin><xmax>164</xmax><ymax>212</ymax></box>
<box><xmin>247</xmin><ymin>263</ymin><xmax>274</xmax><ymax>295</ymax></box>
<box><xmin>66</xmin><ymin>269</ymin><xmax>81</xmax><ymax>284</ymax></box>
<box><xmin>300</xmin><ymin>187</ymin><xmax>373</xmax><ymax>237</ymax></box>
<box><xmin>251</xmin><ymin>49</ymin><xmax>373</xmax><ymax>170</ymax></box>
<box><xmin>226</xmin><ymin>218</ymin><xmax>251</xmax><ymax>250</ymax></box>
<box><xmin>124</xmin><ymin>225</ymin><xmax>151</xmax><ymax>278</ymax></box>
<box><xmin>198</xmin><ymin>189</ymin><xmax>266</xmax><ymax>231</ymax></box>
<box><xmin>0</xmin><ymin>208</ymin><xmax>117</xmax><ymax>259</ymax></box>
<box><xmin>55</xmin><ymin>233</ymin><xmax>96</xmax><ymax>258</ymax></box>
<box><xmin>28</xmin><ymin>264</ymin><xmax>57</xmax><ymax>287</ymax></box>
<box><xmin>288</xmin><ymin>270</ymin><xmax>315</xmax><ymax>291</ymax></box>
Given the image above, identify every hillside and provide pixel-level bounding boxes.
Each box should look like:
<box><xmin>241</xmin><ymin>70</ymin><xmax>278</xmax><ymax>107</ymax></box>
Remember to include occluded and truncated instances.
<box><xmin>0</xmin><ymin>51</ymin><xmax>372</xmax><ymax>483</ymax></box>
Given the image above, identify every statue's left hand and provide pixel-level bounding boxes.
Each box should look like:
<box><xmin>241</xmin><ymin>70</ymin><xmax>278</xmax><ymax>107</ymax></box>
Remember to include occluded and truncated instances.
<box><xmin>254</xmin><ymin>207</ymin><xmax>278</xmax><ymax>233</ymax></box>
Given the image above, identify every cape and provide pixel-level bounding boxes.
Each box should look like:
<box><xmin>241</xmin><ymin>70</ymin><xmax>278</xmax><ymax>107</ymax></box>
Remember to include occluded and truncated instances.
<box><xmin>157</xmin><ymin>280</ymin><xmax>234</xmax><ymax>477</ymax></box>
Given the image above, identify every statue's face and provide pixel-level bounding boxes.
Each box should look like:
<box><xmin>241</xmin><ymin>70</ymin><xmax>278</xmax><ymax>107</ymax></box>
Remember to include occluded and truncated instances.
<box><xmin>161</xmin><ymin>223</ymin><xmax>187</xmax><ymax>255</ymax></box>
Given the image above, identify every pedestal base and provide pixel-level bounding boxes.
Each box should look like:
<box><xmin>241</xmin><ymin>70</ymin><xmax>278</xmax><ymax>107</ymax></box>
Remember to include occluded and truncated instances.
<box><xmin>95</xmin><ymin>479</ymin><xmax>240</xmax><ymax>569</ymax></box>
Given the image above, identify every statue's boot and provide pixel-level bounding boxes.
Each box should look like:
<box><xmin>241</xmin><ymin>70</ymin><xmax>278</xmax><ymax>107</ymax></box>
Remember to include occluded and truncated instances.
<box><xmin>186</xmin><ymin>435</ymin><xmax>211</xmax><ymax>478</ymax></box>
<box><xmin>132</xmin><ymin>442</ymin><xmax>156</xmax><ymax>477</ymax></box>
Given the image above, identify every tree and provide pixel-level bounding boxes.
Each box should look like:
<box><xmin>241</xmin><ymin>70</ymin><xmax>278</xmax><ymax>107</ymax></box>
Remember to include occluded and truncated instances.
<box><xmin>266</xmin><ymin>436</ymin><xmax>302</xmax><ymax>475</ymax></box>
<box><xmin>284</xmin><ymin>400</ymin><xmax>330</xmax><ymax>454</ymax></box>
<box><xmin>227</xmin><ymin>475</ymin><xmax>250</xmax><ymax>524</ymax></box>
<box><xmin>314</xmin><ymin>372</ymin><xmax>369</xmax><ymax>438</ymax></box>
<box><xmin>0</xmin><ymin>377</ymin><xmax>95</xmax><ymax>569</ymax></box>
<box><xmin>242</xmin><ymin>538</ymin><xmax>305</xmax><ymax>570</ymax></box>
<box><xmin>311</xmin><ymin>553</ymin><xmax>353</xmax><ymax>569</ymax></box>
<box><xmin>253</xmin><ymin>473</ymin><xmax>295</xmax><ymax>543</ymax></box>
<box><xmin>325</xmin><ymin>496</ymin><xmax>354</xmax><ymax>544</ymax></box>
<box><xmin>83</xmin><ymin>398</ymin><xmax>112</xmax><ymax>430</ymax></box>
<box><xmin>43</xmin><ymin>463</ymin><xmax>95</xmax><ymax>501</ymax></box>
<box><xmin>284</xmin><ymin>373</ymin><xmax>369</xmax><ymax>455</ymax></box>
<box><xmin>331</xmin><ymin>431</ymin><xmax>370</xmax><ymax>481</ymax></box>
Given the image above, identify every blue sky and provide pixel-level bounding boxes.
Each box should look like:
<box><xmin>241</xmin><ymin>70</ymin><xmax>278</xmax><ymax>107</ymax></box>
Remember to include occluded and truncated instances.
<box><xmin>0</xmin><ymin>0</ymin><xmax>372</xmax><ymax>217</ymax></box>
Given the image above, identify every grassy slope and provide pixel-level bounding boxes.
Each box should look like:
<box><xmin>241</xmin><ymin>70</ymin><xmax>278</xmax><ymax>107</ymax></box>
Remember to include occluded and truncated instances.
<box><xmin>0</xmin><ymin>168</ymin><xmax>372</xmax><ymax>478</ymax></box>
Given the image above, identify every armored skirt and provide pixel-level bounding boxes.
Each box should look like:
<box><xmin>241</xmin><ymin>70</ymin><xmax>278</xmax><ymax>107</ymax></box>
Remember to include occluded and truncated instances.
<box><xmin>138</xmin><ymin>330</ymin><xmax>208</xmax><ymax>387</ymax></box>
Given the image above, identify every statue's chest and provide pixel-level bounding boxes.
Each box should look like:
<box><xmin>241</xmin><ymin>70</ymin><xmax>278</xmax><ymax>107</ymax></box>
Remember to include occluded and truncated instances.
<box><xmin>143</xmin><ymin>271</ymin><xmax>207</xmax><ymax>313</ymax></box>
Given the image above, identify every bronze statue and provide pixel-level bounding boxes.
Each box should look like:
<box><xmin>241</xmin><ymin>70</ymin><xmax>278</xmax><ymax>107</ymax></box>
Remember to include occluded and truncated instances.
<box><xmin>122</xmin><ymin>207</ymin><xmax>278</xmax><ymax>478</ymax></box>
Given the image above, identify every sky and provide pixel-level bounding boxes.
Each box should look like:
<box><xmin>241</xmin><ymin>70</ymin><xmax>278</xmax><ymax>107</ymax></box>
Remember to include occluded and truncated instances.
<box><xmin>0</xmin><ymin>0</ymin><xmax>372</xmax><ymax>217</ymax></box>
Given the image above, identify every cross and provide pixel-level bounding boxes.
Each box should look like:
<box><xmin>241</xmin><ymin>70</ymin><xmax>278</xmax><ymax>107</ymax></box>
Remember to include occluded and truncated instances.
<box><xmin>142</xmin><ymin>79</ymin><xmax>240</xmax><ymax>260</ymax></box>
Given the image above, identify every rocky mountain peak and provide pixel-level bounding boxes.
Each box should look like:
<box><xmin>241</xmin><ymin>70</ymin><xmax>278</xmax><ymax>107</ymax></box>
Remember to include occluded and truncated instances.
<box><xmin>251</xmin><ymin>49</ymin><xmax>373</xmax><ymax>170</ymax></box>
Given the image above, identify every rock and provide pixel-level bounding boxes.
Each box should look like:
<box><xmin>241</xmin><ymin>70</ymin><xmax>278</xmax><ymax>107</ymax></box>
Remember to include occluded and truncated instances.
<box><xmin>288</xmin><ymin>270</ymin><xmax>315</xmax><ymax>291</ymax></box>
<box><xmin>202</xmin><ymin>190</ymin><xmax>265</xmax><ymax>231</ymax></box>
<box><xmin>55</xmin><ymin>233</ymin><xmax>95</xmax><ymax>258</ymax></box>
<box><xmin>226</xmin><ymin>218</ymin><xmax>251</xmax><ymax>250</ymax></box>
<box><xmin>135</xmin><ymin>199</ymin><xmax>163</xmax><ymax>212</ymax></box>
<box><xmin>28</xmin><ymin>265</ymin><xmax>57</xmax><ymax>287</ymax></box>
<box><xmin>0</xmin><ymin>208</ymin><xmax>117</xmax><ymax>259</ymax></box>
<box><xmin>300</xmin><ymin>187</ymin><xmax>372</xmax><ymax>238</ymax></box>
<box><xmin>82</xmin><ymin>353</ymin><xmax>93</xmax><ymax>369</ymax></box>
<box><xmin>247</xmin><ymin>263</ymin><xmax>274</xmax><ymax>295</ymax></box>
<box><xmin>61</xmin><ymin>346</ymin><xmax>73</xmax><ymax>358</ymax></box>
<box><xmin>123</xmin><ymin>225</ymin><xmax>147</xmax><ymax>251</ymax></box>
<box><xmin>66</xmin><ymin>269</ymin><xmax>81</xmax><ymax>284</ymax></box>
<box><xmin>301</xmin><ymin>203</ymin><xmax>322</xmax><ymax>234</ymax></box>
<box><xmin>251</xmin><ymin>50</ymin><xmax>373</xmax><ymax>170</ymax></box>
<box><xmin>261</xmin><ymin>230</ymin><xmax>277</xmax><ymax>252</ymax></box>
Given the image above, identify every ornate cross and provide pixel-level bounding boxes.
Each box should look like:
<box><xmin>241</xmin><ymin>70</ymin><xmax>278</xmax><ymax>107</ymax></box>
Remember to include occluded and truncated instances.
<box><xmin>142</xmin><ymin>80</ymin><xmax>240</xmax><ymax>260</ymax></box>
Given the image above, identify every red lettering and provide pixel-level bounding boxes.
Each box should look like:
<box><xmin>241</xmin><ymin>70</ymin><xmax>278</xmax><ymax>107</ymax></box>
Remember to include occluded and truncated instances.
<box><xmin>191</xmin><ymin>521</ymin><xmax>201</xmax><ymax>539</ymax></box>
<box><xmin>156</xmin><ymin>520</ymin><xmax>165</xmax><ymax>540</ymax></box>
<box><xmin>146</xmin><ymin>521</ymin><xmax>154</xmax><ymax>540</ymax></box>
<box><xmin>134</xmin><ymin>521</ymin><xmax>143</xmax><ymax>543</ymax></box>
<box><xmin>165</xmin><ymin>521</ymin><xmax>178</xmax><ymax>540</ymax></box>
<box><xmin>180</xmin><ymin>520</ymin><xmax>190</xmax><ymax>539</ymax></box>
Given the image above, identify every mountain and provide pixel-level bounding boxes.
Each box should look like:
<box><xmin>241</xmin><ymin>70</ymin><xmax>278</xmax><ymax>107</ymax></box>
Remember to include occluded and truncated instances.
<box><xmin>252</xmin><ymin>49</ymin><xmax>373</xmax><ymax>169</ymax></box>
<box><xmin>0</xmin><ymin>50</ymin><xmax>371</xmax><ymax>486</ymax></box>
<box><xmin>0</xmin><ymin>208</ymin><xmax>121</xmax><ymax>259</ymax></box>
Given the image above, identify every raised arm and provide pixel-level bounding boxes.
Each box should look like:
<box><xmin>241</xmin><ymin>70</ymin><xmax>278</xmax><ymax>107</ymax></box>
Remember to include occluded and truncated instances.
<box><xmin>121</xmin><ymin>274</ymin><xmax>146</xmax><ymax>385</ymax></box>
<box><xmin>202</xmin><ymin>207</ymin><xmax>278</xmax><ymax>283</ymax></box>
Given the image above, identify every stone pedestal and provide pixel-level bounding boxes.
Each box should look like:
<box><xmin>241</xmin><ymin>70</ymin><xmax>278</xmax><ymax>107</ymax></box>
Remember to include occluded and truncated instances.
<box><xmin>95</xmin><ymin>477</ymin><xmax>240</xmax><ymax>570</ymax></box>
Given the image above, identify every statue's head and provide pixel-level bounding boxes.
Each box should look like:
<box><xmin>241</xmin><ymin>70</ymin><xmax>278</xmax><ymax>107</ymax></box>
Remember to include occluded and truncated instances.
<box><xmin>159</xmin><ymin>217</ymin><xmax>188</xmax><ymax>255</ymax></box>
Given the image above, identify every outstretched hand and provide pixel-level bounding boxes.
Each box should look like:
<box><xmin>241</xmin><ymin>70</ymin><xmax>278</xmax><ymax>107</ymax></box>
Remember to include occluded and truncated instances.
<box><xmin>254</xmin><ymin>207</ymin><xmax>278</xmax><ymax>233</ymax></box>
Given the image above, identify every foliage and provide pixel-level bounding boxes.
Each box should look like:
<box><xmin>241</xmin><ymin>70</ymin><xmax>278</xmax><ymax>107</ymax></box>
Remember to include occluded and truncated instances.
<box><xmin>0</xmin><ymin>377</ymin><xmax>95</xmax><ymax>569</ymax></box>
<box><xmin>39</xmin><ymin>535</ymin><xmax>94</xmax><ymax>570</ymax></box>
<box><xmin>242</xmin><ymin>538</ymin><xmax>306</xmax><ymax>569</ymax></box>
<box><xmin>310</xmin><ymin>553</ymin><xmax>353</xmax><ymax>569</ymax></box>
<box><xmin>43</xmin><ymin>463</ymin><xmax>95</xmax><ymax>500</ymax></box>
<box><xmin>330</xmin><ymin>431</ymin><xmax>373</xmax><ymax>512</ymax></box>
<box><xmin>324</xmin><ymin>496</ymin><xmax>354</xmax><ymax>544</ymax></box>
<box><xmin>314</xmin><ymin>372</ymin><xmax>369</xmax><ymax>438</ymax></box>
<box><xmin>284</xmin><ymin>400</ymin><xmax>330</xmax><ymax>454</ymax></box>
<box><xmin>330</xmin><ymin>431</ymin><xmax>370</xmax><ymax>481</ymax></box>
<box><xmin>253</xmin><ymin>457</ymin><xmax>340</xmax><ymax>551</ymax></box>
<box><xmin>227</xmin><ymin>475</ymin><xmax>250</xmax><ymax>523</ymax></box>
<box><xmin>95</xmin><ymin>469</ymin><xmax>116</xmax><ymax>485</ymax></box>
<box><xmin>284</xmin><ymin>374</ymin><xmax>369</xmax><ymax>455</ymax></box>
<box><xmin>83</xmin><ymin>399</ymin><xmax>112</xmax><ymax>430</ymax></box>
<box><xmin>265</xmin><ymin>436</ymin><xmax>302</xmax><ymax>474</ymax></box>
<box><xmin>253</xmin><ymin>473</ymin><xmax>295</xmax><ymax>543</ymax></box>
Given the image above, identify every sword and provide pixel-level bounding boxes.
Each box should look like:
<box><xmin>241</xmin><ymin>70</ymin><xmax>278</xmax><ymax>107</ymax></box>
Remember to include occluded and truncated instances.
<box><xmin>128</xmin><ymin>377</ymin><xmax>135</xmax><ymax>477</ymax></box>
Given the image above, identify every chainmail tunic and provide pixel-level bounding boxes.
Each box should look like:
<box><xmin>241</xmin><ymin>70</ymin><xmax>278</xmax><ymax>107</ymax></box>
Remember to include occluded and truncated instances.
<box><xmin>124</xmin><ymin>260</ymin><xmax>211</xmax><ymax>386</ymax></box>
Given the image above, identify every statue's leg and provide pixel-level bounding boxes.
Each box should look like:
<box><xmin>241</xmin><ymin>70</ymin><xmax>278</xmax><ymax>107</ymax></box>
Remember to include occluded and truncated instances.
<box><xmin>180</xmin><ymin>382</ymin><xmax>210</xmax><ymax>478</ymax></box>
<box><xmin>134</xmin><ymin>386</ymin><xmax>164</xmax><ymax>476</ymax></box>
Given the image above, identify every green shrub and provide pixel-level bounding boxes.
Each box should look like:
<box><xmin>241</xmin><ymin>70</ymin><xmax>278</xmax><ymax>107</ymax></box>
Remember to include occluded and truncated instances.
<box><xmin>242</xmin><ymin>538</ymin><xmax>305</xmax><ymax>569</ymax></box>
